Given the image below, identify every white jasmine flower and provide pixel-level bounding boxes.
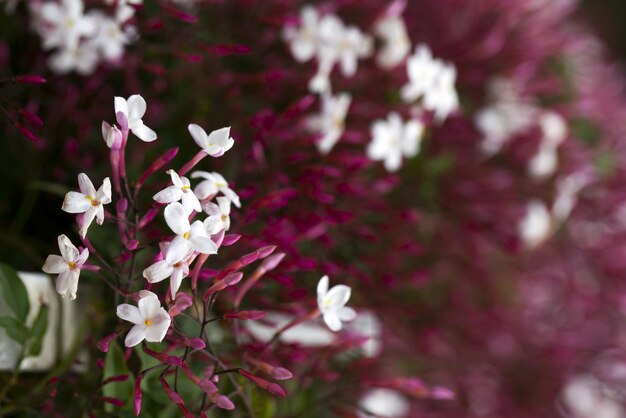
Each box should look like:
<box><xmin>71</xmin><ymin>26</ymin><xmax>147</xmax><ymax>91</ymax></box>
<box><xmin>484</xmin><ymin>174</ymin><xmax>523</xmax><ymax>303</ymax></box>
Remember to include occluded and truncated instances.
<box><xmin>163</xmin><ymin>202</ymin><xmax>218</xmax><ymax>263</ymax></box>
<box><xmin>187</xmin><ymin>124</ymin><xmax>234</xmax><ymax>157</ymax></box>
<box><xmin>153</xmin><ymin>170</ymin><xmax>201</xmax><ymax>215</ymax></box>
<box><xmin>114</xmin><ymin>94</ymin><xmax>157</xmax><ymax>142</ymax></box>
<box><xmin>116</xmin><ymin>290</ymin><xmax>171</xmax><ymax>347</ymax></box>
<box><xmin>317</xmin><ymin>275</ymin><xmax>356</xmax><ymax>332</ymax></box>
<box><xmin>203</xmin><ymin>197</ymin><xmax>231</xmax><ymax>235</ymax></box>
<box><xmin>283</xmin><ymin>6</ymin><xmax>320</xmax><ymax>62</ymax></box>
<box><xmin>101</xmin><ymin>121</ymin><xmax>122</xmax><ymax>149</ymax></box>
<box><xmin>401</xmin><ymin>44</ymin><xmax>459</xmax><ymax>121</ymax></box>
<box><xmin>62</xmin><ymin>173</ymin><xmax>112</xmax><ymax>238</ymax></box>
<box><xmin>37</xmin><ymin>0</ymin><xmax>96</xmax><ymax>50</ymax></box>
<box><xmin>563</xmin><ymin>375</ymin><xmax>624</xmax><ymax>418</ymax></box>
<box><xmin>367</xmin><ymin>112</ymin><xmax>424</xmax><ymax>172</ymax></box>
<box><xmin>528</xmin><ymin>111</ymin><xmax>568</xmax><ymax>178</ymax></box>
<box><xmin>143</xmin><ymin>242</ymin><xmax>192</xmax><ymax>297</ymax></box>
<box><xmin>552</xmin><ymin>173</ymin><xmax>588</xmax><ymax>221</ymax></box>
<box><xmin>358</xmin><ymin>388</ymin><xmax>410</xmax><ymax>418</ymax></box>
<box><xmin>374</xmin><ymin>15</ymin><xmax>410</xmax><ymax>69</ymax></box>
<box><xmin>47</xmin><ymin>42</ymin><xmax>100</xmax><ymax>75</ymax></box>
<box><xmin>519</xmin><ymin>200</ymin><xmax>552</xmax><ymax>249</ymax></box>
<box><xmin>190</xmin><ymin>171</ymin><xmax>241</xmax><ymax>208</ymax></box>
<box><xmin>306</xmin><ymin>92</ymin><xmax>352</xmax><ymax>154</ymax></box>
<box><xmin>42</xmin><ymin>234</ymin><xmax>89</xmax><ymax>300</ymax></box>
<box><xmin>89</xmin><ymin>12</ymin><xmax>131</xmax><ymax>61</ymax></box>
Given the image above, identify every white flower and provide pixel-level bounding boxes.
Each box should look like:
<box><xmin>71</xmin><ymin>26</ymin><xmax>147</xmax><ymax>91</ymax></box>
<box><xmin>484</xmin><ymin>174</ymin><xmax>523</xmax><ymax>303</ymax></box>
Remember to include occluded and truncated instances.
<box><xmin>114</xmin><ymin>94</ymin><xmax>157</xmax><ymax>142</ymax></box>
<box><xmin>367</xmin><ymin>112</ymin><xmax>424</xmax><ymax>172</ymax></box>
<box><xmin>62</xmin><ymin>173</ymin><xmax>112</xmax><ymax>238</ymax></box>
<box><xmin>153</xmin><ymin>170</ymin><xmax>201</xmax><ymax>215</ymax></box>
<box><xmin>42</xmin><ymin>234</ymin><xmax>89</xmax><ymax>300</ymax></box>
<box><xmin>203</xmin><ymin>197</ymin><xmax>232</xmax><ymax>235</ymax></box>
<box><xmin>190</xmin><ymin>171</ymin><xmax>241</xmax><ymax>208</ymax></box>
<box><xmin>316</xmin><ymin>275</ymin><xmax>356</xmax><ymax>332</ymax></box>
<box><xmin>374</xmin><ymin>15</ymin><xmax>410</xmax><ymax>69</ymax></box>
<box><xmin>143</xmin><ymin>242</ymin><xmax>192</xmax><ymax>298</ymax></box>
<box><xmin>101</xmin><ymin>121</ymin><xmax>123</xmax><ymax>149</ymax></box>
<box><xmin>358</xmin><ymin>389</ymin><xmax>410</xmax><ymax>418</ymax></box>
<box><xmin>401</xmin><ymin>44</ymin><xmax>459</xmax><ymax>121</ymax></box>
<box><xmin>283</xmin><ymin>6</ymin><xmax>320</xmax><ymax>62</ymax></box>
<box><xmin>89</xmin><ymin>12</ymin><xmax>132</xmax><ymax>61</ymax></box>
<box><xmin>36</xmin><ymin>0</ymin><xmax>96</xmax><ymax>50</ymax></box>
<box><xmin>519</xmin><ymin>200</ymin><xmax>552</xmax><ymax>249</ymax></box>
<box><xmin>116</xmin><ymin>290</ymin><xmax>171</xmax><ymax>347</ymax></box>
<box><xmin>528</xmin><ymin>111</ymin><xmax>568</xmax><ymax>178</ymax></box>
<box><xmin>306</xmin><ymin>92</ymin><xmax>352</xmax><ymax>154</ymax></box>
<box><xmin>187</xmin><ymin>124</ymin><xmax>234</xmax><ymax>157</ymax></box>
<box><xmin>552</xmin><ymin>173</ymin><xmax>588</xmax><ymax>222</ymax></box>
<box><xmin>47</xmin><ymin>42</ymin><xmax>100</xmax><ymax>75</ymax></box>
<box><xmin>163</xmin><ymin>202</ymin><xmax>218</xmax><ymax>263</ymax></box>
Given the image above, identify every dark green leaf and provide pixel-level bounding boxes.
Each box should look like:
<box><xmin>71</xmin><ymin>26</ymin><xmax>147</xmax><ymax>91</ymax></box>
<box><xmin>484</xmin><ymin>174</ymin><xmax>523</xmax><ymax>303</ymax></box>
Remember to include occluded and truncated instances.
<box><xmin>0</xmin><ymin>262</ymin><xmax>30</xmax><ymax>322</ymax></box>
<box><xmin>27</xmin><ymin>303</ymin><xmax>49</xmax><ymax>356</ymax></box>
<box><xmin>0</xmin><ymin>315</ymin><xmax>28</xmax><ymax>344</ymax></box>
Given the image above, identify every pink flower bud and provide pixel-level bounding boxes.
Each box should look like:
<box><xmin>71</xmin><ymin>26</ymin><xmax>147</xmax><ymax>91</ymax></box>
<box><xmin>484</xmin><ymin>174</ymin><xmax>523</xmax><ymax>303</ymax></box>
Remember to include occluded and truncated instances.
<box><xmin>143</xmin><ymin>347</ymin><xmax>182</xmax><ymax>366</ymax></box>
<box><xmin>19</xmin><ymin>109</ymin><xmax>43</xmax><ymax>126</ymax></box>
<box><xmin>137</xmin><ymin>208</ymin><xmax>159</xmax><ymax>229</ymax></box>
<box><xmin>116</xmin><ymin>198</ymin><xmax>128</xmax><ymax>213</ymax></box>
<box><xmin>97</xmin><ymin>331</ymin><xmax>120</xmax><ymax>352</ymax></box>
<box><xmin>116</xmin><ymin>111</ymin><xmax>129</xmax><ymax>131</ymax></box>
<box><xmin>169</xmin><ymin>292</ymin><xmax>193</xmax><ymax>317</ymax></box>
<box><xmin>16</xmin><ymin>124</ymin><xmax>38</xmax><ymax>142</ymax></box>
<box><xmin>102</xmin><ymin>374</ymin><xmax>129</xmax><ymax>385</ymax></box>
<box><xmin>224</xmin><ymin>271</ymin><xmax>243</xmax><ymax>286</ymax></box>
<box><xmin>101</xmin><ymin>396</ymin><xmax>124</xmax><ymax>407</ymax></box>
<box><xmin>213</xmin><ymin>394</ymin><xmax>235</xmax><ymax>410</ymax></box>
<box><xmin>238</xmin><ymin>369</ymin><xmax>286</xmax><ymax>397</ymax></box>
<box><xmin>211</xmin><ymin>229</ymin><xmax>225</xmax><ymax>247</ymax></box>
<box><xmin>222</xmin><ymin>234</ymin><xmax>241</xmax><ymax>246</ymax></box>
<box><xmin>431</xmin><ymin>386</ymin><xmax>455</xmax><ymax>400</ymax></box>
<box><xmin>134</xmin><ymin>375</ymin><xmax>143</xmax><ymax>416</ymax></box>
<box><xmin>136</xmin><ymin>147</ymin><xmax>179</xmax><ymax>189</ymax></box>
<box><xmin>13</xmin><ymin>75</ymin><xmax>46</xmax><ymax>84</ymax></box>
<box><xmin>260</xmin><ymin>252</ymin><xmax>285</xmax><ymax>272</ymax></box>
<box><xmin>160</xmin><ymin>377</ymin><xmax>194</xmax><ymax>418</ymax></box>
<box><xmin>126</xmin><ymin>240</ymin><xmax>139</xmax><ymax>251</ymax></box>
<box><xmin>258</xmin><ymin>245</ymin><xmax>277</xmax><ymax>258</ymax></box>
<box><xmin>224</xmin><ymin>310</ymin><xmax>266</xmax><ymax>320</ymax></box>
<box><xmin>271</xmin><ymin>367</ymin><xmax>293</xmax><ymax>381</ymax></box>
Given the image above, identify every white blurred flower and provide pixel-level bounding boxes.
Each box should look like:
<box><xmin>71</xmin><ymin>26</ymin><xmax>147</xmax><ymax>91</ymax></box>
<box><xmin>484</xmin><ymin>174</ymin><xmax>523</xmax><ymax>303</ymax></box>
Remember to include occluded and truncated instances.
<box><xmin>306</xmin><ymin>92</ymin><xmax>352</xmax><ymax>154</ymax></box>
<box><xmin>552</xmin><ymin>173</ymin><xmax>588</xmax><ymax>221</ymax></box>
<box><xmin>36</xmin><ymin>0</ymin><xmax>96</xmax><ymax>50</ymax></box>
<box><xmin>358</xmin><ymin>388</ymin><xmax>410</xmax><ymax>418</ymax></box>
<box><xmin>163</xmin><ymin>202</ymin><xmax>218</xmax><ymax>263</ymax></box>
<box><xmin>153</xmin><ymin>170</ymin><xmax>201</xmax><ymax>215</ymax></box>
<box><xmin>367</xmin><ymin>112</ymin><xmax>424</xmax><ymax>172</ymax></box>
<box><xmin>203</xmin><ymin>197</ymin><xmax>232</xmax><ymax>235</ymax></box>
<box><xmin>374</xmin><ymin>15</ymin><xmax>410</xmax><ymax>69</ymax></box>
<box><xmin>191</xmin><ymin>171</ymin><xmax>241</xmax><ymax>208</ymax></box>
<box><xmin>89</xmin><ymin>12</ymin><xmax>132</xmax><ymax>61</ymax></box>
<box><xmin>116</xmin><ymin>290</ymin><xmax>171</xmax><ymax>347</ymax></box>
<box><xmin>317</xmin><ymin>275</ymin><xmax>356</xmax><ymax>332</ymax></box>
<box><xmin>188</xmin><ymin>124</ymin><xmax>234</xmax><ymax>157</ymax></box>
<box><xmin>42</xmin><ymin>234</ymin><xmax>89</xmax><ymax>300</ymax></box>
<box><xmin>528</xmin><ymin>111</ymin><xmax>568</xmax><ymax>178</ymax></box>
<box><xmin>244</xmin><ymin>312</ymin><xmax>335</xmax><ymax>346</ymax></box>
<box><xmin>101</xmin><ymin>121</ymin><xmax>123</xmax><ymax>149</ymax></box>
<box><xmin>62</xmin><ymin>173</ymin><xmax>112</xmax><ymax>238</ymax></box>
<box><xmin>283</xmin><ymin>6</ymin><xmax>320</xmax><ymax>62</ymax></box>
<box><xmin>47</xmin><ymin>42</ymin><xmax>100</xmax><ymax>75</ymax></box>
<box><xmin>114</xmin><ymin>94</ymin><xmax>157</xmax><ymax>142</ymax></box>
<box><xmin>562</xmin><ymin>375</ymin><xmax>623</xmax><ymax>418</ymax></box>
<box><xmin>519</xmin><ymin>200</ymin><xmax>552</xmax><ymax>249</ymax></box>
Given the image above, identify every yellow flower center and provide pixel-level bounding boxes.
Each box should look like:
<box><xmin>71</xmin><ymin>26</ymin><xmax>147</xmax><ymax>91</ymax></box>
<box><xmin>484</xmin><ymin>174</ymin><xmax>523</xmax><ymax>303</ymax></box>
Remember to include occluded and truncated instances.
<box><xmin>221</xmin><ymin>215</ymin><xmax>228</xmax><ymax>222</ymax></box>
<box><xmin>216</xmin><ymin>183</ymin><xmax>226</xmax><ymax>188</ymax></box>
<box><xmin>85</xmin><ymin>195</ymin><xmax>99</xmax><ymax>206</ymax></box>
<box><xmin>144</xmin><ymin>319</ymin><xmax>152</xmax><ymax>326</ymax></box>
<box><xmin>183</xmin><ymin>231</ymin><xmax>190</xmax><ymax>239</ymax></box>
<box><xmin>173</xmin><ymin>262</ymin><xmax>182</xmax><ymax>268</ymax></box>
<box><xmin>67</xmin><ymin>261</ymin><xmax>76</xmax><ymax>269</ymax></box>
<box><xmin>181</xmin><ymin>185</ymin><xmax>191</xmax><ymax>191</ymax></box>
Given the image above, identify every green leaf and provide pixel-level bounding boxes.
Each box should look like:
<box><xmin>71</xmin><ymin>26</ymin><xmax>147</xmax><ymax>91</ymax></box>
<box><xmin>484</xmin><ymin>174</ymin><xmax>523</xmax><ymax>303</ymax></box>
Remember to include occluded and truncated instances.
<box><xmin>27</xmin><ymin>303</ymin><xmax>49</xmax><ymax>356</ymax></box>
<box><xmin>0</xmin><ymin>315</ymin><xmax>28</xmax><ymax>344</ymax></box>
<box><xmin>0</xmin><ymin>262</ymin><xmax>30</xmax><ymax>322</ymax></box>
<box><xmin>102</xmin><ymin>341</ymin><xmax>133</xmax><ymax>413</ymax></box>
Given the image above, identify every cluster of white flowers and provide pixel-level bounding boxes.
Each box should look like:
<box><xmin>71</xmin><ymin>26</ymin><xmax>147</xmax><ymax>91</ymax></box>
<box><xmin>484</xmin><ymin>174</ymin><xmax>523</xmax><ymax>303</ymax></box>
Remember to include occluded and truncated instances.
<box><xmin>27</xmin><ymin>0</ymin><xmax>138</xmax><ymax>74</ymax></box>
<box><xmin>285</xmin><ymin>3</ymin><xmax>459</xmax><ymax>171</ymax></box>
<box><xmin>476</xmin><ymin>77</ymin><xmax>569</xmax><ymax>178</ymax></box>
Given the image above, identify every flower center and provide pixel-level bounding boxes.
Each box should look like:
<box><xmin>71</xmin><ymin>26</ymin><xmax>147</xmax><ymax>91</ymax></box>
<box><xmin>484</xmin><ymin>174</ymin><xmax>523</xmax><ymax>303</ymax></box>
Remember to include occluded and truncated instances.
<box><xmin>183</xmin><ymin>231</ymin><xmax>190</xmax><ymax>239</ymax></box>
<box><xmin>216</xmin><ymin>183</ymin><xmax>226</xmax><ymax>188</ymax></box>
<box><xmin>181</xmin><ymin>185</ymin><xmax>191</xmax><ymax>192</ymax></box>
<box><xmin>323</xmin><ymin>296</ymin><xmax>333</xmax><ymax>308</ymax></box>
<box><xmin>173</xmin><ymin>261</ymin><xmax>182</xmax><ymax>268</ymax></box>
<box><xmin>144</xmin><ymin>319</ymin><xmax>152</xmax><ymax>326</ymax></box>
<box><xmin>221</xmin><ymin>215</ymin><xmax>228</xmax><ymax>222</ymax></box>
<box><xmin>85</xmin><ymin>195</ymin><xmax>100</xmax><ymax>206</ymax></box>
<box><xmin>67</xmin><ymin>261</ymin><xmax>77</xmax><ymax>269</ymax></box>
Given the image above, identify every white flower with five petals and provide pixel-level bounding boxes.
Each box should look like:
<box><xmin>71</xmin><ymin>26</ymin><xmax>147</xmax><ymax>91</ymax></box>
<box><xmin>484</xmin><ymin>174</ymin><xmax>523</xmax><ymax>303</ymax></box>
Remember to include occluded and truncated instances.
<box><xmin>37</xmin><ymin>0</ymin><xmax>96</xmax><ymax>50</ymax></box>
<box><xmin>163</xmin><ymin>202</ymin><xmax>218</xmax><ymax>263</ymax></box>
<box><xmin>203</xmin><ymin>197</ymin><xmax>231</xmax><ymax>235</ymax></box>
<box><xmin>143</xmin><ymin>242</ymin><xmax>193</xmax><ymax>298</ymax></box>
<box><xmin>317</xmin><ymin>275</ymin><xmax>356</xmax><ymax>332</ymax></box>
<box><xmin>191</xmin><ymin>171</ymin><xmax>241</xmax><ymax>208</ymax></box>
<box><xmin>306</xmin><ymin>92</ymin><xmax>352</xmax><ymax>154</ymax></box>
<box><xmin>374</xmin><ymin>14</ymin><xmax>410</xmax><ymax>69</ymax></box>
<box><xmin>283</xmin><ymin>6</ymin><xmax>320</xmax><ymax>62</ymax></box>
<box><xmin>62</xmin><ymin>173</ymin><xmax>112</xmax><ymax>238</ymax></box>
<box><xmin>367</xmin><ymin>112</ymin><xmax>424</xmax><ymax>172</ymax></box>
<box><xmin>153</xmin><ymin>170</ymin><xmax>201</xmax><ymax>215</ymax></box>
<box><xmin>114</xmin><ymin>94</ymin><xmax>157</xmax><ymax>142</ymax></box>
<box><xmin>188</xmin><ymin>124</ymin><xmax>234</xmax><ymax>157</ymax></box>
<box><xmin>42</xmin><ymin>234</ymin><xmax>89</xmax><ymax>300</ymax></box>
<box><xmin>116</xmin><ymin>290</ymin><xmax>171</xmax><ymax>347</ymax></box>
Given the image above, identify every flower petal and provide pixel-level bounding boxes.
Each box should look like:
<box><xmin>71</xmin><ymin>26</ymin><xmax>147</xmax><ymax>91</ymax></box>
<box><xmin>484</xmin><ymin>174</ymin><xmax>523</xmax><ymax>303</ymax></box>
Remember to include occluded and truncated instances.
<box><xmin>117</xmin><ymin>304</ymin><xmax>143</xmax><ymax>324</ymax></box>
<box><xmin>97</xmin><ymin>177</ymin><xmax>112</xmax><ymax>204</ymax></box>
<box><xmin>62</xmin><ymin>191</ymin><xmax>91</xmax><ymax>213</ymax></box>
<box><xmin>164</xmin><ymin>202</ymin><xmax>190</xmax><ymax>236</ymax></box>
<box><xmin>169</xmin><ymin>268</ymin><xmax>185</xmax><ymax>297</ymax></box>
<box><xmin>145</xmin><ymin>310</ymin><xmax>171</xmax><ymax>342</ymax></box>
<box><xmin>338</xmin><ymin>307</ymin><xmax>356</xmax><ymax>321</ymax></box>
<box><xmin>127</xmin><ymin>94</ymin><xmax>147</xmax><ymax>120</ymax></box>
<box><xmin>55</xmin><ymin>271</ymin><xmax>71</xmax><ymax>298</ymax></box>
<box><xmin>80</xmin><ymin>206</ymin><xmax>98</xmax><ymax>238</ymax></box>
<box><xmin>193</xmin><ymin>180</ymin><xmax>218</xmax><ymax>200</ymax></box>
<box><xmin>58</xmin><ymin>234</ymin><xmax>79</xmax><ymax>262</ymax></box>
<box><xmin>323</xmin><ymin>312</ymin><xmax>342</xmax><ymax>332</ymax></box>
<box><xmin>114</xmin><ymin>96</ymin><xmax>129</xmax><ymax>117</ymax></box>
<box><xmin>124</xmin><ymin>325</ymin><xmax>147</xmax><ymax>347</ymax></box>
<box><xmin>181</xmin><ymin>192</ymin><xmax>201</xmax><ymax>215</ymax></box>
<box><xmin>317</xmin><ymin>275</ymin><xmax>329</xmax><ymax>301</ymax></box>
<box><xmin>165</xmin><ymin>236</ymin><xmax>190</xmax><ymax>264</ymax></box>
<box><xmin>153</xmin><ymin>186</ymin><xmax>182</xmax><ymax>205</ymax></box>
<box><xmin>143</xmin><ymin>260</ymin><xmax>174</xmax><ymax>283</ymax></box>
<box><xmin>188</xmin><ymin>123</ymin><xmax>208</xmax><ymax>149</ymax></box>
<box><xmin>326</xmin><ymin>285</ymin><xmax>352</xmax><ymax>308</ymax></box>
<box><xmin>138</xmin><ymin>292</ymin><xmax>162</xmax><ymax>319</ymax></box>
<box><xmin>78</xmin><ymin>173</ymin><xmax>97</xmax><ymax>197</ymax></box>
<box><xmin>131</xmin><ymin>122</ymin><xmax>157</xmax><ymax>142</ymax></box>
<box><xmin>43</xmin><ymin>255</ymin><xmax>68</xmax><ymax>274</ymax></box>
